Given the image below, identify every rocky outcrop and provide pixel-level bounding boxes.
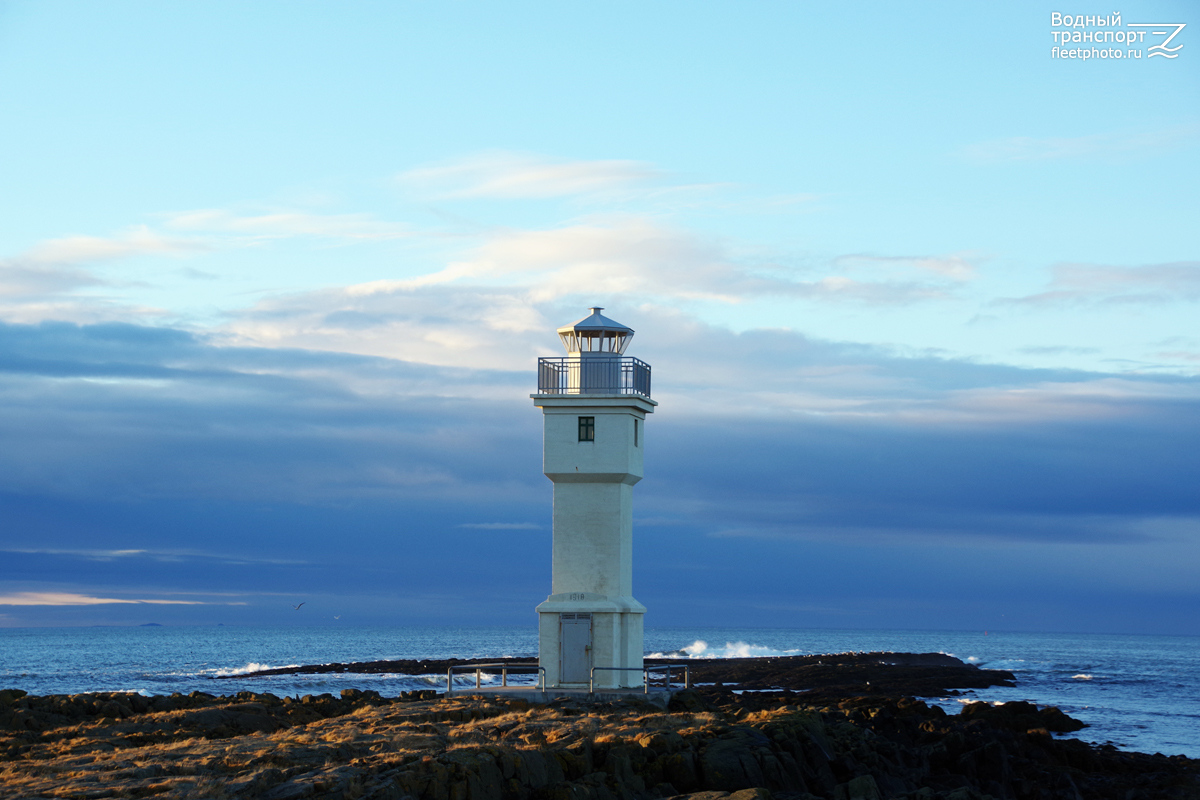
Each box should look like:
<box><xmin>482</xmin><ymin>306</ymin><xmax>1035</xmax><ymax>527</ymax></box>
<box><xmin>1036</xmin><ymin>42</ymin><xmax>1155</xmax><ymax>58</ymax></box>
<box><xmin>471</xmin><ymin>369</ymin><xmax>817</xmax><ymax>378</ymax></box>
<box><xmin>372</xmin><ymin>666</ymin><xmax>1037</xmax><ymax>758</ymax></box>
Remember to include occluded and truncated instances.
<box><xmin>1</xmin><ymin>686</ymin><xmax>1196</xmax><ymax>800</ymax></box>
<box><xmin>227</xmin><ymin>653</ymin><xmax>1015</xmax><ymax>701</ymax></box>
<box><xmin>651</xmin><ymin>653</ymin><xmax>1016</xmax><ymax>700</ymax></box>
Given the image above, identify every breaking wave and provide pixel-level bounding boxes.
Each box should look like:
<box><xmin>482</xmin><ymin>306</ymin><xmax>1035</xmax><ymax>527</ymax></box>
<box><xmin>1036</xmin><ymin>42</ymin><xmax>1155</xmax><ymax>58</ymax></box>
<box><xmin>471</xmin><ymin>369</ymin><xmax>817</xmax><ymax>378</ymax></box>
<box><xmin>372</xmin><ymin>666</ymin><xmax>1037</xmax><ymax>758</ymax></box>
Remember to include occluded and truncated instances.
<box><xmin>646</xmin><ymin>640</ymin><xmax>803</xmax><ymax>659</ymax></box>
<box><xmin>212</xmin><ymin>663</ymin><xmax>298</xmax><ymax>677</ymax></box>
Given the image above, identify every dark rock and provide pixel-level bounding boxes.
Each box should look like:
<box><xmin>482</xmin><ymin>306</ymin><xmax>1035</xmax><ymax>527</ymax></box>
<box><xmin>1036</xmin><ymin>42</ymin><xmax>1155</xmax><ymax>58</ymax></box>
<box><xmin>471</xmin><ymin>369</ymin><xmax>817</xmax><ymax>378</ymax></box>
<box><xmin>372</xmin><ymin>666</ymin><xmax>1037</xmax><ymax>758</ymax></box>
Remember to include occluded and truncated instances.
<box><xmin>701</xmin><ymin>728</ymin><xmax>771</xmax><ymax>790</ymax></box>
<box><xmin>960</xmin><ymin>700</ymin><xmax>1086</xmax><ymax>733</ymax></box>
<box><xmin>3</xmin><ymin>662</ymin><xmax>1196</xmax><ymax>800</ymax></box>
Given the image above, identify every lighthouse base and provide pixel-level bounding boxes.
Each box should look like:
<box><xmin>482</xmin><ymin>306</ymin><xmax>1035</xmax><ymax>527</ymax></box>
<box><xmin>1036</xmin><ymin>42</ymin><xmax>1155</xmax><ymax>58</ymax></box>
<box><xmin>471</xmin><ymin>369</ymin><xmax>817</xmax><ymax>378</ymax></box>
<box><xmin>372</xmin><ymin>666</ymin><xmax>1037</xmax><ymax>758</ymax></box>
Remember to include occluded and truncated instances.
<box><xmin>536</xmin><ymin>593</ymin><xmax>646</xmax><ymax>689</ymax></box>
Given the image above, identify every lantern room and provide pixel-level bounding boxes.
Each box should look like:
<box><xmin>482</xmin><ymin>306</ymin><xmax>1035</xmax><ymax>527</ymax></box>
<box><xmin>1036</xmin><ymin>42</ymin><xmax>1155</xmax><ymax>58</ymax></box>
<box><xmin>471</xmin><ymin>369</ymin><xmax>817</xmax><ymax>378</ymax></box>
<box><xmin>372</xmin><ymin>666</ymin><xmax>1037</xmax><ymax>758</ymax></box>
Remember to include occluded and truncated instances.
<box><xmin>557</xmin><ymin>307</ymin><xmax>634</xmax><ymax>356</ymax></box>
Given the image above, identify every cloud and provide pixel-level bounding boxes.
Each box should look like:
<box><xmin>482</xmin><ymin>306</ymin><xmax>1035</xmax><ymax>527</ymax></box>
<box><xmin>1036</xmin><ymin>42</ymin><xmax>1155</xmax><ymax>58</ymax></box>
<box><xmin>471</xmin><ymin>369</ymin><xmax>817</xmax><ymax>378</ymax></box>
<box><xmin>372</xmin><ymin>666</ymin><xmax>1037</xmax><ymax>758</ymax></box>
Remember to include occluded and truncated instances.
<box><xmin>397</xmin><ymin>151</ymin><xmax>663</xmax><ymax>199</ymax></box>
<box><xmin>833</xmin><ymin>252</ymin><xmax>980</xmax><ymax>281</ymax></box>
<box><xmin>960</xmin><ymin>124</ymin><xmax>1200</xmax><ymax>162</ymax></box>
<box><xmin>998</xmin><ymin>261</ymin><xmax>1200</xmax><ymax>307</ymax></box>
<box><xmin>0</xmin><ymin>547</ymin><xmax>147</xmax><ymax>560</ymax></box>
<box><xmin>0</xmin><ymin>227</ymin><xmax>205</xmax><ymax>325</ymax></box>
<box><xmin>654</xmin><ymin>405</ymin><xmax>1200</xmax><ymax>547</ymax></box>
<box><xmin>0</xmin><ymin>208</ymin><xmax>418</xmax><ymax>325</ymax></box>
<box><xmin>161</xmin><ymin>209</ymin><xmax>412</xmax><ymax>241</ymax></box>
<box><xmin>1019</xmin><ymin>345</ymin><xmax>1101</xmax><ymax>356</ymax></box>
<box><xmin>2</xmin><ymin>318</ymin><xmax>1198</xmax><ymax>630</ymax></box>
<box><xmin>218</xmin><ymin>271</ymin><xmax>1200</xmax><ymax>428</ymax></box>
<box><xmin>222</xmin><ymin>220</ymin><xmax>971</xmax><ymax>369</ymax></box>
<box><xmin>0</xmin><ymin>320</ymin><xmax>543</xmax><ymax>506</ymax></box>
<box><xmin>0</xmin><ymin>226</ymin><xmax>203</xmax><ymax>299</ymax></box>
<box><xmin>1157</xmin><ymin>350</ymin><xmax>1200</xmax><ymax>363</ymax></box>
<box><xmin>0</xmin><ymin>544</ymin><xmax>309</xmax><ymax>567</ymax></box>
<box><xmin>0</xmin><ymin>262</ymin><xmax>102</xmax><ymax>299</ymax></box>
<box><xmin>370</xmin><ymin>221</ymin><xmax>970</xmax><ymax>306</ymax></box>
<box><xmin>19</xmin><ymin>226</ymin><xmax>206</xmax><ymax>265</ymax></box>
<box><xmin>0</xmin><ymin>592</ymin><xmax>210</xmax><ymax>606</ymax></box>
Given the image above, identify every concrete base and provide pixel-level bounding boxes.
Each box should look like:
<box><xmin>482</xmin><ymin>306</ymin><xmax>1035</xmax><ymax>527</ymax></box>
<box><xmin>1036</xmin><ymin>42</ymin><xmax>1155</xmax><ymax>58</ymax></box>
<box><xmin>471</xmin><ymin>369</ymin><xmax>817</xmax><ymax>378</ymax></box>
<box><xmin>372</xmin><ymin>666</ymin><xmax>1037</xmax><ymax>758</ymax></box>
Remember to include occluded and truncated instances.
<box><xmin>444</xmin><ymin>685</ymin><xmax>673</xmax><ymax>708</ymax></box>
<box><xmin>537</xmin><ymin>597</ymin><xmax>646</xmax><ymax>689</ymax></box>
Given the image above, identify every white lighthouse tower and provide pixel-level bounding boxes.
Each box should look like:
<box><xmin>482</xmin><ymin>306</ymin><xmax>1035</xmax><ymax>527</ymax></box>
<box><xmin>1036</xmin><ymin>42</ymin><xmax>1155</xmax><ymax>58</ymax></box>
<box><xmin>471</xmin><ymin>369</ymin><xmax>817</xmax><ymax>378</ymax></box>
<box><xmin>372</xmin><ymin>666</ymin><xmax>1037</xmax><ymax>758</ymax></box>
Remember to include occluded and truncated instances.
<box><xmin>532</xmin><ymin>308</ymin><xmax>657</xmax><ymax>689</ymax></box>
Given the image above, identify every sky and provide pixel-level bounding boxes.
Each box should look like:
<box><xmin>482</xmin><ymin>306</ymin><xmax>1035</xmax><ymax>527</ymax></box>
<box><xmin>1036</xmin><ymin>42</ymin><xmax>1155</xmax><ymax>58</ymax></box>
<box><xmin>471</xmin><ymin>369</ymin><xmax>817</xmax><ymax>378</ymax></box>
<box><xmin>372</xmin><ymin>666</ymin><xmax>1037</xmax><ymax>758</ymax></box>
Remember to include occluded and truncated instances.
<box><xmin>1</xmin><ymin>1</ymin><xmax>1198</xmax><ymax>635</ymax></box>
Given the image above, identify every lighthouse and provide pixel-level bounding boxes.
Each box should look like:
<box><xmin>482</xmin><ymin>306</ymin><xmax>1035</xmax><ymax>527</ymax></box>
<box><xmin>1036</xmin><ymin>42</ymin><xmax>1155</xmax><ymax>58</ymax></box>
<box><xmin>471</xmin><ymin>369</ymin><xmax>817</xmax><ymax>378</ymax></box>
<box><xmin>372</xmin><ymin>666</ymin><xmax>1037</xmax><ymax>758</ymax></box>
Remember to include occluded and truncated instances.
<box><xmin>532</xmin><ymin>308</ymin><xmax>657</xmax><ymax>689</ymax></box>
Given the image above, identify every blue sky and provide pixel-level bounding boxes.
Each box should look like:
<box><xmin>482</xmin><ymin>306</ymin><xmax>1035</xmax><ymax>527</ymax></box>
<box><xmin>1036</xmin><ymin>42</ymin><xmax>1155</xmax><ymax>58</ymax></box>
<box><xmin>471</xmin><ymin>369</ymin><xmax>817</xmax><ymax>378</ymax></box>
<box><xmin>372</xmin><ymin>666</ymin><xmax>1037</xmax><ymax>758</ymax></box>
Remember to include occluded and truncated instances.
<box><xmin>1</xmin><ymin>1</ymin><xmax>1197</xmax><ymax>634</ymax></box>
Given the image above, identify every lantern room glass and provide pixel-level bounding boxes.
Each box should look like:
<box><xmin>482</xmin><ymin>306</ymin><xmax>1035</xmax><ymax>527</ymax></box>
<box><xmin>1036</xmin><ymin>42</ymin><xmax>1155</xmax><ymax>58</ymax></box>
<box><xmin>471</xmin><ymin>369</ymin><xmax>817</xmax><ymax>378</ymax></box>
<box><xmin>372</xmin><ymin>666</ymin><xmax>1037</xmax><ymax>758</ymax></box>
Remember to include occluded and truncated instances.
<box><xmin>558</xmin><ymin>330</ymin><xmax>630</xmax><ymax>355</ymax></box>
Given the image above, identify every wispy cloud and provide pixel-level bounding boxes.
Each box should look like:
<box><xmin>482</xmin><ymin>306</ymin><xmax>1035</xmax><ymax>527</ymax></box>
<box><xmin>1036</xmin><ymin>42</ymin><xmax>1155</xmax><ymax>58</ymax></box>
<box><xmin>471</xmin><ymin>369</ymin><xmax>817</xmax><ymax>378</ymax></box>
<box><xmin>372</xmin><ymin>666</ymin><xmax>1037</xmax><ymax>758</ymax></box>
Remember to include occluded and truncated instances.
<box><xmin>1019</xmin><ymin>345</ymin><xmax>1102</xmax><ymax>356</ymax></box>
<box><xmin>0</xmin><ymin>226</ymin><xmax>203</xmax><ymax>300</ymax></box>
<box><xmin>224</xmin><ymin>221</ymin><xmax>966</xmax><ymax>369</ymax></box>
<box><xmin>0</xmin><ymin>592</ymin><xmax>212</xmax><ymax>606</ymax></box>
<box><xmin>161</xmin><ymin>209</ymin><xmax>412</xmax><ymax>241</ymax></box>
<box><xmin>0</xmin><ymin>262</ymin><xmax>103</xmax><ymax>299</ymax></box>
<box><xmin>397</xmin><ymin>151</ymin><xmax>664</xmax><ymax>199</ymax></box>
<box><xmin>0</xmin><ymin>545</ymin><xmax>309</xmax><ymax>566</ymax></box>
<box><xmin>329</xmin><ymin>215</ymin><xmax>954</xmax><ymax>295</ymax></box>
<box><xmin>20</xmin><ymin>226</ymin><xmax>206</xmax><ymax>265</ymax></box>
<box><xmin>960</xmin><ymin>124</ymin><xmax>1200</xmax><ymax>162</ymax></box>
<box><xmin>0</xmin><ymin>208</ymin><xmax>416</xmax><ymax>325</ymax></box>
<box><xmin>834</xmin><ymin>252</ymin><xmax>980</xmax><ymax>281</ymax></box>
<box><xmin>0</xmin><ymin>228</ymin><xmax>195</xmax><ymax>324</ymax></box>
<box><xmin>1157</xmin><ymin>350</ymin><xmax>1200</xmax><ymax>363</ymax></box>
<box><xmin>0</xmin><ymin>548</ymin><xmax>147</xmax><ymax>560</ymax></box>
<box><xmin>998</xmin><ymin>261</ymin><xmax>1200</xmax><ymax>307</ymax></box>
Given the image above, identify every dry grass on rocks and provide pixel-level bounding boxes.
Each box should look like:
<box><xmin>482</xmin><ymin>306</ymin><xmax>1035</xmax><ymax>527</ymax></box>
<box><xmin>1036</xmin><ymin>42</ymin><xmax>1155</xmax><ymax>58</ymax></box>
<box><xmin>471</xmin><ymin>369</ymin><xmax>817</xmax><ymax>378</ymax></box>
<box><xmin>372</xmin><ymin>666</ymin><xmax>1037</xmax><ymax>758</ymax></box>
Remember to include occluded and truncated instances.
<box><xmin>1</xmin><ymin>688</ymin><xmax>1197</xmax><ymax>800</ymax></box>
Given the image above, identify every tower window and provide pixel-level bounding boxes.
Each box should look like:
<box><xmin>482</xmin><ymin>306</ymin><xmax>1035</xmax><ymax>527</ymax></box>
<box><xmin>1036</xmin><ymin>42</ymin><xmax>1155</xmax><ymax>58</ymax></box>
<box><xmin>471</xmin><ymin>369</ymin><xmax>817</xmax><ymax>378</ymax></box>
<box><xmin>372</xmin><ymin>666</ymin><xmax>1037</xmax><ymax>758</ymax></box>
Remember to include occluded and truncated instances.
<box><xmin>634</xmin><ymin>418</ymin><xmax>639</xmax><ymax>447</ymax></box>
<box><xmin>578</xmin><ymin>416</ymin><xmax>595</xmax><ymax>442</ymax></box>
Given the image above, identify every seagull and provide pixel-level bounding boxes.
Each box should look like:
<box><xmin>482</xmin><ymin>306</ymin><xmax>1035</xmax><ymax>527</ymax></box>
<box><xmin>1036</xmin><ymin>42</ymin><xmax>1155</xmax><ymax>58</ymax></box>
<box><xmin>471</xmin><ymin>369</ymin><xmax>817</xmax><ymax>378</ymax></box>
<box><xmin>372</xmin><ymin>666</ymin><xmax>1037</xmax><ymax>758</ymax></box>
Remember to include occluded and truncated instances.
<box><xmin>292</xmin><ymin>602</ymin><xmax>305</xmax><ymax>610</ymax></box>
<box><xmin>333</xmin><ymin>615</ymin><xmax>341</xmax><ymax>620</ymax></box>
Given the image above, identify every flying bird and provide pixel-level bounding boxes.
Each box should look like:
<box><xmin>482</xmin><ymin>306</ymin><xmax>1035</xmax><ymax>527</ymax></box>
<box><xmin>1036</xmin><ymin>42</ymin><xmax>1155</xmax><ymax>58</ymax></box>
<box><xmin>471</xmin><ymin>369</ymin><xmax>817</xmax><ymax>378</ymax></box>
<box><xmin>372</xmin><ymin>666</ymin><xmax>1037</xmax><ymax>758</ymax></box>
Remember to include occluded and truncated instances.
<box><xmin>292</xmin><ymin>602</ymin><xmax>305</xmax><ymax>610</ymax></box>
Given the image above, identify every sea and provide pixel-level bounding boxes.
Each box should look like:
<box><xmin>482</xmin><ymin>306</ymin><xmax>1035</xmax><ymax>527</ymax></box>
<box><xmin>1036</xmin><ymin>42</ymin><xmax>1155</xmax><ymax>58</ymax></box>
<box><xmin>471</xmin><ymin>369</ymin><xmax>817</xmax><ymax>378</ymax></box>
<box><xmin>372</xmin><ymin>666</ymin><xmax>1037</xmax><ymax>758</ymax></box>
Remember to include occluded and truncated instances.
<box><xmin>0</xmin><ymin>626</ymin><xmax>1196</xmax><ymax>759</ymax></box>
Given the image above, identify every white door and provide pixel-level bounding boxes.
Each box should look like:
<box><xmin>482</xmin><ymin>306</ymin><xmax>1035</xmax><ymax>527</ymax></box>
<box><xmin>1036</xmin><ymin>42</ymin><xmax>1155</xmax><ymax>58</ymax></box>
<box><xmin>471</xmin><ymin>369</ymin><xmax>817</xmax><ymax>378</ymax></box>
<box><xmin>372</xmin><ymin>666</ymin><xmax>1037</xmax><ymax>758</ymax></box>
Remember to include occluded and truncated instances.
<box><xmin>560</xmin><ymin>613</ymin><xmax>592</xmax><ymax>683</ymax></box>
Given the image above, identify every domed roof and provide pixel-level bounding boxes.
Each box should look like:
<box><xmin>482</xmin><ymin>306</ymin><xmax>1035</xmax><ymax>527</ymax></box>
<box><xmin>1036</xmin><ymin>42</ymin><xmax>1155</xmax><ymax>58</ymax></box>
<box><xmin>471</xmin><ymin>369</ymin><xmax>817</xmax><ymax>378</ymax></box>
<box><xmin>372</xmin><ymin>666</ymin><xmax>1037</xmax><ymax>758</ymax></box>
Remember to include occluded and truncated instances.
<box><xmin>556</xmin><ymin>307</ymin><xmax>634</xmax><ymax>354</ymax></box>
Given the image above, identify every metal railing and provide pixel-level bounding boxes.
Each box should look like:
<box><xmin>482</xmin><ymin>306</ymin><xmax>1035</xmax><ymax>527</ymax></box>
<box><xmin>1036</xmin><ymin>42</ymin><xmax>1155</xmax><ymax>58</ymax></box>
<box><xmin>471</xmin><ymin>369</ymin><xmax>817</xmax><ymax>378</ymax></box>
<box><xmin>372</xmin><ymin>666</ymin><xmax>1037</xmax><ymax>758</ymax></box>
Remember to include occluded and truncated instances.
<box><xmin>444</xmin><ymin>662</ymin><xmax>689</xmax><ymax>695</ymax></box>
<box><xmin>445</xmin><ymin>662</ymin><xmax>545</xmax><ymax>695</ymax></box>
<box><xmin>537</xmin><ymin>357</ymin><xmax>651</xmax><ymax>398</ymax></box>
<box><xmin>589</xmin><ymin>664</ymin><xmax>690</xmax><ymax>693</ymax></box>
<box><xmin>647</xmin><ymin>664</ymin><xmax>692</xmax><ymax>691</ymax></box>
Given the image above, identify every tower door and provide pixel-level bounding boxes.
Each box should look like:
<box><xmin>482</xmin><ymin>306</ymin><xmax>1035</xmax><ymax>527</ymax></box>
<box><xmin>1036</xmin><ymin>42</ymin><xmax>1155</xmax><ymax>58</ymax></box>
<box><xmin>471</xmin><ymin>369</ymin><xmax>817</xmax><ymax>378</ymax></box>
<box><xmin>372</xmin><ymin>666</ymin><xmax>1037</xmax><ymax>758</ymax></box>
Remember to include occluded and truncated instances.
<box><xmin>560</xmin><ymin>613</ymin><xmax>592</xmax><ymax>684</ymax></box>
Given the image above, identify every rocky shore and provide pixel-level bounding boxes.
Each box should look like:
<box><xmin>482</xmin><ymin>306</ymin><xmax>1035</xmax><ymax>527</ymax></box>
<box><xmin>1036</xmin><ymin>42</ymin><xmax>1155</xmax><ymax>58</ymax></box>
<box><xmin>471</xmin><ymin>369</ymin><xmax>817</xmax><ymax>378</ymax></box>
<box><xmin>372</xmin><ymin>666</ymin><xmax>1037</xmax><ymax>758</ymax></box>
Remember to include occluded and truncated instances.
<box><xmin>1</xmin><ymin>652</ymin><xmax>1197</xmax><ymax>800</ymax></box>
<box><xmin>227</xmin><ymin>652</ymin><xmax>1016</xmax><ymax>702</ymax></box>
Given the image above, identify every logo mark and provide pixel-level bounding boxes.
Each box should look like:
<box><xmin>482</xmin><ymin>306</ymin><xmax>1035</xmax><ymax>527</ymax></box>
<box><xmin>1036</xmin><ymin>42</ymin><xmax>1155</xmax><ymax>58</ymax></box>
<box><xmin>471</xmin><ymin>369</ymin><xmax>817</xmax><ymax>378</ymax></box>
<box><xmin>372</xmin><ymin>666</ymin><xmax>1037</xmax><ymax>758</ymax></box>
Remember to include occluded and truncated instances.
<box><xmin>1125</xmin><ymin>23</ymin><xmax>1186</xmax><ymax>57</ymax></box>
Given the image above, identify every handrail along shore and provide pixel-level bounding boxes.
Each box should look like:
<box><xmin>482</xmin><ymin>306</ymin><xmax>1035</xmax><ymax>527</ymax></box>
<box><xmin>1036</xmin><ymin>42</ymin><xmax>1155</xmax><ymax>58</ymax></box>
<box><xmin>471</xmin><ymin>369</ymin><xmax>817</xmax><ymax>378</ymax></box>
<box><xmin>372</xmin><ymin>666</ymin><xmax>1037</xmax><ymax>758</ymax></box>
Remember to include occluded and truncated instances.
<box><xmin>445</xmin><ymin>662</ymin><xmax>545</xmax><ymax>694</ymax></box>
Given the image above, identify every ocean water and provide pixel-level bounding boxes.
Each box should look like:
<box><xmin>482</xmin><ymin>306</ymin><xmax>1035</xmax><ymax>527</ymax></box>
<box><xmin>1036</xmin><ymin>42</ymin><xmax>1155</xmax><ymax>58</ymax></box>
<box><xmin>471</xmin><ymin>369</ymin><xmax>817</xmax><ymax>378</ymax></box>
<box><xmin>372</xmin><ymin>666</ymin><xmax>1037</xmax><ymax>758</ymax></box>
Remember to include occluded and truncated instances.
<box><xmin>0</xmin><ymin>625</ymin><xmax>1195</xmax><ymax>759</ymax></box>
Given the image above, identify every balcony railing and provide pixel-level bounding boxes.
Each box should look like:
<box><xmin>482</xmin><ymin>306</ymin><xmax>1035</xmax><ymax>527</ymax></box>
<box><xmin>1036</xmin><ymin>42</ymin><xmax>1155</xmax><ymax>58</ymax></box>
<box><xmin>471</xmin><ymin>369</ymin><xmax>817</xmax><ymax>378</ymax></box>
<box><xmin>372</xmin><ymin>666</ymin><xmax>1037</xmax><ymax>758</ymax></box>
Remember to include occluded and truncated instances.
<box><xmin>537</xmin><ymin>356</ymin><xmax>652</xmax><ymax>398</ymax></box>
